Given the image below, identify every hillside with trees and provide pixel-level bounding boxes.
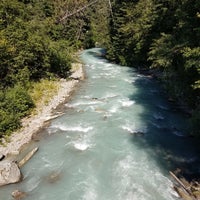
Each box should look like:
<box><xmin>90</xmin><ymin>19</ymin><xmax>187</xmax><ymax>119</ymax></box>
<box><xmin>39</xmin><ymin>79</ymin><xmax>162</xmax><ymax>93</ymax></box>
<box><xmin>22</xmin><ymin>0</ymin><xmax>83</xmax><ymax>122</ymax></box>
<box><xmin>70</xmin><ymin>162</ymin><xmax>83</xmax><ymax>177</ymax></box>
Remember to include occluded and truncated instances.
<box><xmin>0</xmin><ymin>0</ymin><xmax>199</xmax><ymax>138</ymax></box>
<box><xmin>0</xmin><ymin>0</ymin><xmax>93</xmax><ymax>138</ymax></box>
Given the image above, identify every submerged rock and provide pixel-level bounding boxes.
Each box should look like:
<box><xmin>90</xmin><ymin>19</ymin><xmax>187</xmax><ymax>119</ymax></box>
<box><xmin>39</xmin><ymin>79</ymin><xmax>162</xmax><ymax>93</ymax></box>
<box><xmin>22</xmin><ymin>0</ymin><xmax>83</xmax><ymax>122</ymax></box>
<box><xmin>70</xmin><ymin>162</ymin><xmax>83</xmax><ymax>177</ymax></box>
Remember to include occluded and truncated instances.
<box><xmin>12</xmin><ymin>190</ymin><xmax>26</xmax><ymax>200</ymax></box>
<box><xmin>131</xmin><ymin>131</ymin><xmax>145</xmax><ymax>136</ymax></box>
<box><xmin>0</xmin><ymin>160</ymin><xmax>22</xmax><ymax>186</ymax></box>
<box><xmin>74</xmin><ymin>143</ymin><xmax>89</xmax><ymax>151</ymax></box>
<box><xmin>47</xmin><ymin>171</ymin><xmax>61</xmax><ymax>184</ymax></box>
<box><xmin>95</xmin><ymin>108</ymin><xmax>106</xmax><ymax>113</ymax></box>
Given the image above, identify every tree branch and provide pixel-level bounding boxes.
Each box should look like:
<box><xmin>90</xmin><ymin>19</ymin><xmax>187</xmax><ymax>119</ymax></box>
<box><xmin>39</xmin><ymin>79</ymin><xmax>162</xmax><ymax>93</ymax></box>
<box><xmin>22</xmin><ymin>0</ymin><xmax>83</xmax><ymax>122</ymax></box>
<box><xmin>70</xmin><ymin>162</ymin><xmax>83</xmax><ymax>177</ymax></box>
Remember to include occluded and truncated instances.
<box><xmin>58</xmin><ymin>0</ymin><xmax>99</xmax><ymax>23</ymax></box>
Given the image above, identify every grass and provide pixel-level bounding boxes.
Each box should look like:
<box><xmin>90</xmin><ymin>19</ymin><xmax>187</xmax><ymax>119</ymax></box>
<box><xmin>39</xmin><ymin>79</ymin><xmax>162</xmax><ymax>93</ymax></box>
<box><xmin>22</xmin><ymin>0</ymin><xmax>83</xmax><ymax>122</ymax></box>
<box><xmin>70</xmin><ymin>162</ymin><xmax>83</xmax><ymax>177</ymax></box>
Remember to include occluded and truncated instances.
<box><xmin>28</xmin><ymin>79</ymin><xmax>60</xmax><ymax>114</ymax></box>
<box><xmin>71</xmin><ymin>63</ymin><xmax>82</xmax><ymax>72</ymax></box>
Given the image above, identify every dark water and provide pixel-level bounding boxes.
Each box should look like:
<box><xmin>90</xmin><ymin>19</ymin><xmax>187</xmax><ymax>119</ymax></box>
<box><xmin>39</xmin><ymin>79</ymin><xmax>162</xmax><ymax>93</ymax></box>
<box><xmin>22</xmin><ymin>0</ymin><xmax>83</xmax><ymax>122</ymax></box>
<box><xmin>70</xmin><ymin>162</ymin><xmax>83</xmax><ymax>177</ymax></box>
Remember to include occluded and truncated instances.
<box><xmin>0</xmin><ymin>48</ymin><xmax>199</xmax><ymax>200</ymax></box>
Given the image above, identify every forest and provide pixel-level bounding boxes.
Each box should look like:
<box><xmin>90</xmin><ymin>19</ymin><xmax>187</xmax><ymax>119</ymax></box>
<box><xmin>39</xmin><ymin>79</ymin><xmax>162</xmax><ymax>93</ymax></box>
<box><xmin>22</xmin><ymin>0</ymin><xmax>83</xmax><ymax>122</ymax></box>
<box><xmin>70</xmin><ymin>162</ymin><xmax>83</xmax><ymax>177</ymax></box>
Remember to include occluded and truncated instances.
<box><xmin>0</xmin><ymin>0</ymin><xmax>199</xmax><ymax>138</ymax></box>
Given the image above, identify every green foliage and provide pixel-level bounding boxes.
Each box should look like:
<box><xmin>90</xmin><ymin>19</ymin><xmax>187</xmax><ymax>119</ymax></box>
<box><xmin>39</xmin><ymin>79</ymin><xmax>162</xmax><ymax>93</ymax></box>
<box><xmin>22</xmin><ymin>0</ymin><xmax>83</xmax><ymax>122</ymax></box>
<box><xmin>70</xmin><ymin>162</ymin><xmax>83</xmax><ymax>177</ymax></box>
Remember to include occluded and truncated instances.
<box><xmin>108</xmin><ymin>0</ymin><xmax>159</xmax><ymax>65</ymax></box>
<box><xmin>148</xmin><ymin>33</ymin><xmax>174</xmax><ymax>69</ymax></box>
<box><xmin>87</xmin><ymin>0</ymin><xmax>111</xmax><ymax>48</ymax></box>
<box><xmin>28</xmin><ymin>79</ymin><xmax>59</xmax><ymax>110</ymax></box>
<box><xmin>0</xmin><ymin>85</ymin><xmax>34</xmax><ymax>138</ymax></box>
<box><xmin>0</xmin><ymin>0</ymin><xmax>85</xmax><ymax>88</ymax></box>
<box><xmin>5</xmin><ymin>85</ymin><xmax>34</xmax><ymax>117</ymax></box>
<box><xmin>0</xmin><ymin>110</ymin><xmax>20</xmax><ymax>138</ymax></box>
<box><xmin>49</xmin><ymin>40</ymin><xmax>73</xmax><ymax>78</ymax></box>
<box><xmin>182</xmin><ymin>47</ymin><xmax>200</xmax><ymax>90</ymax></box>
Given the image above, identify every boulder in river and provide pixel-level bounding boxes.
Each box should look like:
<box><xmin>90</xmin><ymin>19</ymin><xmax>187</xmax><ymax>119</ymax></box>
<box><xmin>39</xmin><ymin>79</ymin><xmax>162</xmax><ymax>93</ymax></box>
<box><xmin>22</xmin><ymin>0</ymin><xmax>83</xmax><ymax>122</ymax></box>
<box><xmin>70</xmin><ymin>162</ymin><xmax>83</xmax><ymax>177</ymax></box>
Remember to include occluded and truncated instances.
<box><xmin>131</xmin><ymin>131</ymin><xmax>145</xmax><ymax>136</ymax></box>
<box><xmin>12</xmin><ymin>190</ymin><xmax>27</xmax><ymax>200</ymax></box>
<box><xmin>47</xmin><ymin>171</ymin><xmax>61</xmax><ymax>184</ymax></box>
<box><xmin>0</xmin><ymin>160</ymin><xmax>22</xmax><ymax>186</ymax></box>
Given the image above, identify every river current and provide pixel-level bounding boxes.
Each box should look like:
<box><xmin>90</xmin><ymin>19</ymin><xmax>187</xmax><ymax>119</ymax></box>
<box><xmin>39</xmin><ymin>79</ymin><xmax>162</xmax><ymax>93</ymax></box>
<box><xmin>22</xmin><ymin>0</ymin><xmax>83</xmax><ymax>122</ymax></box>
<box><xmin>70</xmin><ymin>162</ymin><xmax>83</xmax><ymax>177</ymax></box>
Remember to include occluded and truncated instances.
<box><xmin>0</xmin><ymin>48</ymin><xmax>199</xmax><ymax>200</ymax></box>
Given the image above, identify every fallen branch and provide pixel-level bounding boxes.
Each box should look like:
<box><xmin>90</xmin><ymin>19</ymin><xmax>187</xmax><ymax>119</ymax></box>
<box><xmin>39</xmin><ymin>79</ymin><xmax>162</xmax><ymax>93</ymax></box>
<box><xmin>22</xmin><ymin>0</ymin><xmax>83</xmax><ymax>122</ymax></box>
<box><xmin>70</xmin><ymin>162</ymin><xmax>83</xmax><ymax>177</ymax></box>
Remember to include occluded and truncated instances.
<box><xmin>174</xmin><ymin>186</ymin><xmax>194</xmax><ymax>200</ymax></box>
<box><xmin>108</xmin><ymin>0</ymin><xmax>113</xmax><ymax>18</ymax></box>
<box><xmin>58</xmin><ymin>0</ymin><xmax>99</xmax><ymax>23</ymax></box>
<box><xmin>170</xmin><ymin>171</ymin><xmax>197</xmax><ymax>200</ymax></box>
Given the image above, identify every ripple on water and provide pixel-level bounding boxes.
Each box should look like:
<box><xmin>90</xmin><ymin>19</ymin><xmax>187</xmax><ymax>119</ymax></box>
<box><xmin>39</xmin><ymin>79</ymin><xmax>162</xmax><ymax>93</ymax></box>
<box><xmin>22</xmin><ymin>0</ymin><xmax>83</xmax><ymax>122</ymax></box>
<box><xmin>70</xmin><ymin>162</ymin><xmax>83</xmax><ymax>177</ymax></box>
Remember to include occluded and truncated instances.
<box><xmin>172</xmin><ymin>130</ymin><xmax>186</xmax><ymax>137</ymax></box>
<box><xmin>121</xmin><ymin>121</ymin><xmax>147</xmax><ymax>135</ymax></box>
<box><xmin>102</xmin><ymin>92</ymin><xmax>119</xmax><ymax>99</ymax></box>
<box><xmin>82</xmin><ymin>177</ymin><xmax>98</xmax><ymax>200</ymax></box>
<box><xmin>109</xmin><ymin>105</ymin><xmax>120</xmax><ymax>113</ymax></box>
<box><xmin>157</xmin><ymin>104</ymin><xmax>169</xmax><ymax>111</ymax></box>
<box><xmin>24</xmin><ymin>175</ymin><xmax>41</xmax><ymax>192</ymax></box>
<box><xmin>153</xmin><ymin>112</ymin><xmax>165</xmax><ymax>120</ymax></box>
<box><xmin>124</xmin><ymin>77</ymin><xmax>137</xmax><ymax>83</ymax></box>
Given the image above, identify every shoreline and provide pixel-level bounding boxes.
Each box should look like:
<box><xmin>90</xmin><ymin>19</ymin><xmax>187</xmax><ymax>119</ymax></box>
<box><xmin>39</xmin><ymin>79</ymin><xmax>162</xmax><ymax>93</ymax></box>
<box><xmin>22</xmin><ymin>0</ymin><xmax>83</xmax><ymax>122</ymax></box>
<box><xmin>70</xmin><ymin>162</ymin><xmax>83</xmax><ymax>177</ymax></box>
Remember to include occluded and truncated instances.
<box><xmin>0</xmin><ymin>63</ymin><xmax>84</xmax><ymax>158</ymax></box>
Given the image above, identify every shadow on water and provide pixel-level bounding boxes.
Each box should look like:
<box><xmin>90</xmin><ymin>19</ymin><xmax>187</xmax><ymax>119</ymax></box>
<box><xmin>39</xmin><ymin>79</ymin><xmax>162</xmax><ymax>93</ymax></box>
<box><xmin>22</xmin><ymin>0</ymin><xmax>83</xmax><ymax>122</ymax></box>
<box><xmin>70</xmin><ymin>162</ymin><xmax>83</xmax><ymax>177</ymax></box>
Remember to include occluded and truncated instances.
<box><xmin>127</xmin><ymin>71</ymin><xmax>200</xmax><ymax>180</ymax></box>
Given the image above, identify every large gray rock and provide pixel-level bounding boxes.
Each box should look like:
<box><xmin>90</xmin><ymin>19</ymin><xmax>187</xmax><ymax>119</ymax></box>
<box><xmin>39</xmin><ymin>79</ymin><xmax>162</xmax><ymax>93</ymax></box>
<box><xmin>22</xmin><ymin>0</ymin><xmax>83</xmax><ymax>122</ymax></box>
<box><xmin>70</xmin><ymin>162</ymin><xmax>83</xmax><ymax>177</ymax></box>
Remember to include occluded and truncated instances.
<box><xmin>0</xmin><ymin>160</ymin><xmax>22</xmax><ymax>186</ymax></box>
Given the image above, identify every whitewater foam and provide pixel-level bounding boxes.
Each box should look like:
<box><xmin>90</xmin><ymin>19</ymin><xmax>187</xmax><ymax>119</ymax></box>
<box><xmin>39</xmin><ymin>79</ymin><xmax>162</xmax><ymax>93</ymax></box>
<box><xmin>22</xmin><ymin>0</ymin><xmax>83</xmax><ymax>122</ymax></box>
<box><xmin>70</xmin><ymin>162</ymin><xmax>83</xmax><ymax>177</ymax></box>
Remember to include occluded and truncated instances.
<box><xmin>122</xmin><ymin>124</ymin><xmax>135</xmax><ymax>134</ymax></box>
<box><xmin>82</xmin><ymin>179</ymin><xmax>98</xmax><ymax>200</ymax></box>
<box><xmin>109</xmin><ymin>105</ymin><xmax>119</xmax><ymax>113</ymax></box>
<box><xmin>66</xmin><ymin>100</ymin><xmax>101</xmax><ymax>108</ymax></box>
<box><xmin>124</xmin><ymin>78</ymin><xmax>136</xmax><ymax>83</ymax></box>
<box><xmin>121</xmin><ymin>100</ymin><xmax>135</xmax><ymax>107</ymax></box>
<box><xmin>51</xmin><ymin>124</ymin><xmax>93</xmax><ymax>133</ymax></box>
<box><xmin>74</xmin><ymin>143</ymin><xmax>90</xmax><ymax>151</ymax></box>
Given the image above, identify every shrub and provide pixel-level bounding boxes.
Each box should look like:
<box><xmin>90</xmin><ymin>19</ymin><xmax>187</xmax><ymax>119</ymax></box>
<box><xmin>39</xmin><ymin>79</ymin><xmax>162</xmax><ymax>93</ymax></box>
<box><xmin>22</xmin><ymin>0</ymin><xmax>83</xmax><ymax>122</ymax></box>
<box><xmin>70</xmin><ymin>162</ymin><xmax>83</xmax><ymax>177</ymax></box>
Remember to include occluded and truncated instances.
<box><xmin>0</xmin><ymin>85</ymin><xmax>34</xmax><ymax>138</ymax></box>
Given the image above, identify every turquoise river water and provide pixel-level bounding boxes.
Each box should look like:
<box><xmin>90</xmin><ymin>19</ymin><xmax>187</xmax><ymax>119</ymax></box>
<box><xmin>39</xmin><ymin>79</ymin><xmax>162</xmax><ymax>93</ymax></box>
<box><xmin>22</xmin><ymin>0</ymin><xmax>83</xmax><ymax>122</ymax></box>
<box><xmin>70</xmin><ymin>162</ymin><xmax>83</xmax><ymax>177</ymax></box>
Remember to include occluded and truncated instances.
<box><xmin>0</xmin><ymin>48</ymin><xmax>200</xmax><ymax>200</ymax></box>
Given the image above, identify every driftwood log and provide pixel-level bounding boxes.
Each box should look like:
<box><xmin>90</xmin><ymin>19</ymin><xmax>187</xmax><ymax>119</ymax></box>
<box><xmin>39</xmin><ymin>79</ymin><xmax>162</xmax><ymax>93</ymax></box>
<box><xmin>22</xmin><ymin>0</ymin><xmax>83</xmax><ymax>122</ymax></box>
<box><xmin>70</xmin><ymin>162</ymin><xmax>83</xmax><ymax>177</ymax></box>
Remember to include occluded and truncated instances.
<box><xmin>173</xmin><ymin>186</ymin><xmax>194</xmax><ymax>200</ymax></box>
<box><xmin>170</xmin><ymin>171</ymin><xmax>198</xmax><ymax>200</ymax></box>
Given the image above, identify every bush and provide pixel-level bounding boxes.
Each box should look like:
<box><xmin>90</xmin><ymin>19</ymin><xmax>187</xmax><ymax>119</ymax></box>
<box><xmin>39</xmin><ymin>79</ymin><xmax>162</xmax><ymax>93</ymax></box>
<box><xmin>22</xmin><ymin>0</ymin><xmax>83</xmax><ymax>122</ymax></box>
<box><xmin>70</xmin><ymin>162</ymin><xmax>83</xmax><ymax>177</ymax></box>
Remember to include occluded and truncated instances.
<box><xmin>49</xmin><ymin>40</ymin><xmax>72</xmax><ymax>78</ymax></box>
<box><xmin>5</xmin><ymin>85</ymin><xmax>34</xmax><ymax>117</ymax></box>
<box><xmin>0</xmin><ymin>85</ymin><xmax>34</xmax><ymax>138</ymax></box>
<box><xmin>0</xmin><ymin>110</ymin><xmax>20</xmax><ymax>138</ymax></box>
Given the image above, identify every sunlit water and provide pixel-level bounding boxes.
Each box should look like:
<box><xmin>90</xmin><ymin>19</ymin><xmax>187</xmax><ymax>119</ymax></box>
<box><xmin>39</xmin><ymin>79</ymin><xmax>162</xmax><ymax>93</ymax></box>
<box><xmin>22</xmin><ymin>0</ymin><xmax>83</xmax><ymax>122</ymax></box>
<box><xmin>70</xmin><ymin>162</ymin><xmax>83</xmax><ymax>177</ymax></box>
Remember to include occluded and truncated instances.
<box><xmin>1</xmin><ymin>48</ymin><xmax>199</xmax><ymax>200</ymax></box>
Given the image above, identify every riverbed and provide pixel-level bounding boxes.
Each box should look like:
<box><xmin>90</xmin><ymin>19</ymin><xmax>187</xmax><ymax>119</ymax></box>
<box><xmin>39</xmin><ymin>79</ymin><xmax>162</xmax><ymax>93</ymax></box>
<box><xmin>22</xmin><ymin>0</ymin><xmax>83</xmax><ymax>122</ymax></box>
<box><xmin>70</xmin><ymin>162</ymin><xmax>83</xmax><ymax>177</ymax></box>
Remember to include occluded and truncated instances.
<box><xmin>0</xmin><ymin>48</ymin><xmax>199</xmax><ymax>200</ymax></box>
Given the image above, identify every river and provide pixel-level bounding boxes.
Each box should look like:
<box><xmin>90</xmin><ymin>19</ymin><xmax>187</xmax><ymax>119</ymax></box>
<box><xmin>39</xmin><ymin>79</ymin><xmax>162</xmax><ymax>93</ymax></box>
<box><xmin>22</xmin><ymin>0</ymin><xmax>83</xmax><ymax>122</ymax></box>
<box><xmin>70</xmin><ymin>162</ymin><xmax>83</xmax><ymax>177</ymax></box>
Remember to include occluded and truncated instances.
<box><xmin>0</xmin><ymin>48</ymin><xmax>199</xmax><ymax>200</ymax></box>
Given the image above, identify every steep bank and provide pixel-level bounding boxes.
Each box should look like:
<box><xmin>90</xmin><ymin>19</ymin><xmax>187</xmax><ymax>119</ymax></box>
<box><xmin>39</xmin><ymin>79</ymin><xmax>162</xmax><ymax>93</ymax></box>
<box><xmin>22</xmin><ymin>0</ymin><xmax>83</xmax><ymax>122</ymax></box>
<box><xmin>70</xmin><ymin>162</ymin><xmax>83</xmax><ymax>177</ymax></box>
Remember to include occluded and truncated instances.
<box><xmin>0</xmin><ymin>64</ymin><xmax>84</xmax><ymax>158</ymax></box>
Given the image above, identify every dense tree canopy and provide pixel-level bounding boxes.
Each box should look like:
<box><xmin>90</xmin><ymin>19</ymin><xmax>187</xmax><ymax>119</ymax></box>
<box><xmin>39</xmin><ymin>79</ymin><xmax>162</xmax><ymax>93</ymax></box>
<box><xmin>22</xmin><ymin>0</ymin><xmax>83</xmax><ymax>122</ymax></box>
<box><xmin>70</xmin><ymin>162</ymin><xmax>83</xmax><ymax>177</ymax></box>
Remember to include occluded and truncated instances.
<box><xmin>0</xmin><ymin>0</ymin><xmax>93</xmax><ymax>137</ymax></box>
